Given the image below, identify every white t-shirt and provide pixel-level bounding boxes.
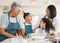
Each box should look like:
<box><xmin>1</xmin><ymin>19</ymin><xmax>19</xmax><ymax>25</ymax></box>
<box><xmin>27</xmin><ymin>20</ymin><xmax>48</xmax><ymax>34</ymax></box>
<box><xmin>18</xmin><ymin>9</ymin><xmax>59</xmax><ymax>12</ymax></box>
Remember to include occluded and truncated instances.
<box><xmin>35</xmin><ymin>28</ymin><xmax>55</xmax><ymax>36</ymax></box>
<box><xmin>22</xmin><ymin>22</ymin><xmax>35</xmax><ymax>30</ymax></box>
<box><xmin>0</xmin><ymin>14</ymin><xmax>25</xmax><ymax>29</ymax></box>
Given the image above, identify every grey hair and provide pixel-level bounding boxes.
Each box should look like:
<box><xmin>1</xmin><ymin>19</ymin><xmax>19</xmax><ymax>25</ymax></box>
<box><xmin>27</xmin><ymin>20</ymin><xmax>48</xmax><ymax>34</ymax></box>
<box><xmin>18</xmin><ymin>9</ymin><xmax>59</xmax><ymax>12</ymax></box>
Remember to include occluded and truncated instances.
<box><xmin>10</xmin><ymin>2</ymin><xmax>21</xmax><ymax>11</ymax></box>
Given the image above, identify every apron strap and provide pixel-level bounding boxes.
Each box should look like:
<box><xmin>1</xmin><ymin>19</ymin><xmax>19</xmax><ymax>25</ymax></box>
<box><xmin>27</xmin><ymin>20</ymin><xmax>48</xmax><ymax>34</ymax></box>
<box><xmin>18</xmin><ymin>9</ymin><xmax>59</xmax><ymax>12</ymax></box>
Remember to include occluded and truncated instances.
<box><xmin>8</xmin><ymin>14</ymin><xmax>10</xmax><ymax>23</ymax></box>
<box><xmin>8</xmin><ymin>14</ymin><xmax>18</xmax><ymax>23</ymax></box>
<box><xmin>52</xmin><ymin>19</ymin><xmax>53</xmax><ymax>22</ymax></box>
<box><xmin>16</xmin><ymin>17</ymin><xmax>19</xmax><ymax>23</ymax></box>
<box><xmin>24</xmin><ymin>22</ymin><xmax>32</xmax><ymax>25</ymax></box>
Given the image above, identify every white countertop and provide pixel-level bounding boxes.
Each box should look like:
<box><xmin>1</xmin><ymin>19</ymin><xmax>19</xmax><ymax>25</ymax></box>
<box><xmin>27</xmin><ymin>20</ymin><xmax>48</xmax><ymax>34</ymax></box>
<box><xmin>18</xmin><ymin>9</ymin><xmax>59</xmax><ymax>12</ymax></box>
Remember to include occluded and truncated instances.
<box><xmin>1</xmin><ymin>33</ymin><xmax>60</xmax><ymax>43</ymax></box>
<box><xmin>0</xmin><ymin>38</ymin><xmax>53</xmax><ymax>43</ymax></box>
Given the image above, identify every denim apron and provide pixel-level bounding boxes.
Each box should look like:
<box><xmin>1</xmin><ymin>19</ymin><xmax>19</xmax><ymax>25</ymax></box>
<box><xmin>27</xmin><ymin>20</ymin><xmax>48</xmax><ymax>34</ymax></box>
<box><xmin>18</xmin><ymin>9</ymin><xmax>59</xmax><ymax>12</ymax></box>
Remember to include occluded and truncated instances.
<box><xmin>39</xmin><ymin>28</ymin><xmax>50</xmax><ymax>36</ymax></box>
<box><xmin>24</xmin><ymin>23</ymin><xmax>32</xmax><ymax>36</ymax></box>
<box><xmin>0</xmin><ymin>14</ymin><xmax>20</xmax><ymax>42</ymax></box>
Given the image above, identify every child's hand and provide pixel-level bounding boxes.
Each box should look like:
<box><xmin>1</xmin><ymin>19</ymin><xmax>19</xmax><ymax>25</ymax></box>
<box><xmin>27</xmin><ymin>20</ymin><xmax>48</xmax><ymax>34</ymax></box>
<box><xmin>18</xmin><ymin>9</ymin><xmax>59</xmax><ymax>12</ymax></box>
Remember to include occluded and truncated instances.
<box><xmin>44</xmin><ymin>35</ymin><xmax>48</xmax><ymax>38</ymax></box>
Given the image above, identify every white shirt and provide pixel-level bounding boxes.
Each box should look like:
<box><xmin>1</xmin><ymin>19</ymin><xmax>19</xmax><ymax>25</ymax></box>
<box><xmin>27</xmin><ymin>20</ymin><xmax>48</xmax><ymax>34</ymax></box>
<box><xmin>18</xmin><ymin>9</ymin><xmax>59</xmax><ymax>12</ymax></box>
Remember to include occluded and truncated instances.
<box><xmin>0</xmin><ymin>14</ymin><xmax>25</xmax><ymax>29</ymax></box>
<box><xmin>35</xmin><ymin>28</ymin><xmax>55</xmax><ymax>36</ymax></box>
<box><xmin>22</xmin><ymin>22</ymin><xmax>35</xmax><ymax>30</ymax></box>
<box><xmin>10</xmin><ymin>17</ymin><xmax>17</xmax><ymax>23</ymax></box>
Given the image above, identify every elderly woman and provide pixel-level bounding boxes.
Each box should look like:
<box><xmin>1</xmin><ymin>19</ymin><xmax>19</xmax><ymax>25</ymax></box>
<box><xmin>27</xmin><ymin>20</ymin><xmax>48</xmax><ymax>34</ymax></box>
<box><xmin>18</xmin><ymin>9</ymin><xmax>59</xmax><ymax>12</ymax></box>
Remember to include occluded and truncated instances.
<box><xmin>0</xmin><ymin>2</ymin><xmax>24</xmax><ymax>42</ymax></box>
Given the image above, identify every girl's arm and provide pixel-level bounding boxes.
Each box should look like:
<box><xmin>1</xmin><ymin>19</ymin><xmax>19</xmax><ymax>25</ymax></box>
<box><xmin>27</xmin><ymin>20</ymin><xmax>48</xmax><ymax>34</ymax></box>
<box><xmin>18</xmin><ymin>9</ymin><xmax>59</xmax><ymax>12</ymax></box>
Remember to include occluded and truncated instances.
<box><xmin>45</xmin><ymin>30</ymin><xmax>56</xmax><ymax>39</ymax></box>
<box><xmin>45</xmin><ymin>34</ymin><xmax>55</xmax><ymax>39</ymax></box>
<box><xmin>21</xmin><ymin>29</ymin><xmax>25</xmax><ymax>38</ymax></box>
<box><xmin>32</xmin><ymin>29</ymin><xmax>35</xmax><ymax>33</ymax></box>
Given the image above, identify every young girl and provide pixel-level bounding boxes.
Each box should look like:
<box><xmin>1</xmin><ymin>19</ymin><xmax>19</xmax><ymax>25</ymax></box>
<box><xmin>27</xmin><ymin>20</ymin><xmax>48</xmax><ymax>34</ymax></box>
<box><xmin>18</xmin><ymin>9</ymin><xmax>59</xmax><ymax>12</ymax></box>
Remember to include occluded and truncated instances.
<box><xmin>21</xmin><ymin>13</ymin><xmax>35</xmax><ymax>37</ymax></box>
<box><xmin>38</xmin><ymin>18</ymin><xmax>55</xmax><ymax>39</ymax></box>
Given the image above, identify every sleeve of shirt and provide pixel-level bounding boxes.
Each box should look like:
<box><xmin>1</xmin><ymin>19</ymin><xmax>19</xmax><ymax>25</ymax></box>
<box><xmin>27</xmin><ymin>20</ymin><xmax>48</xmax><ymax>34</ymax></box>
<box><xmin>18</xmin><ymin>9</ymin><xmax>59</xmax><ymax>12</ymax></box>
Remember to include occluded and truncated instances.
<box><xmin>20</xmin><ymin>22</ymin><xmax>25</xmax><ymax>29</ymax></box>
<box><xmin>0</xmin><ymin>14</ymin><xmax>8</xmax><ymax>28</ymax></box>
<box><xmin>17</xmin><ymin>17</ymin><xmax>25</xmax><ymax>30</ymax></box>
<box><xmin>32</xmin><ymin>23</ymin><xmax>35</xmax><ymax>30</ymax></box>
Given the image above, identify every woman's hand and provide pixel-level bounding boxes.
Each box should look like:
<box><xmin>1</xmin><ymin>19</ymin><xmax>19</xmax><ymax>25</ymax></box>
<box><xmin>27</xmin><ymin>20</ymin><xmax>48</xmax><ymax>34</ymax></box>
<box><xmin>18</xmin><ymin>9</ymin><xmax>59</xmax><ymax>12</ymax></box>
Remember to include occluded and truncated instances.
<box><xmin>14</xmin><ymin>35</ymin><xmax>23</xmax><ymax>38</ymax></box>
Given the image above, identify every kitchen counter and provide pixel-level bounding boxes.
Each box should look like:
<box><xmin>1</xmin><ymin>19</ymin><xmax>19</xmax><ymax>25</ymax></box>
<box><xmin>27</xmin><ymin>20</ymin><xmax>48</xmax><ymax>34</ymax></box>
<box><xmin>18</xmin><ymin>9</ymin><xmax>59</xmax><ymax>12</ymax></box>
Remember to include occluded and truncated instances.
<box><xmin>1</xmin><ymin>33</ymin><xmax>60</xmax><ymax>43</ymax></box>
<box><xmin>0</xmin><ymin>38</ymin><xmax>53</xmax><ymax>43</ymax></box>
